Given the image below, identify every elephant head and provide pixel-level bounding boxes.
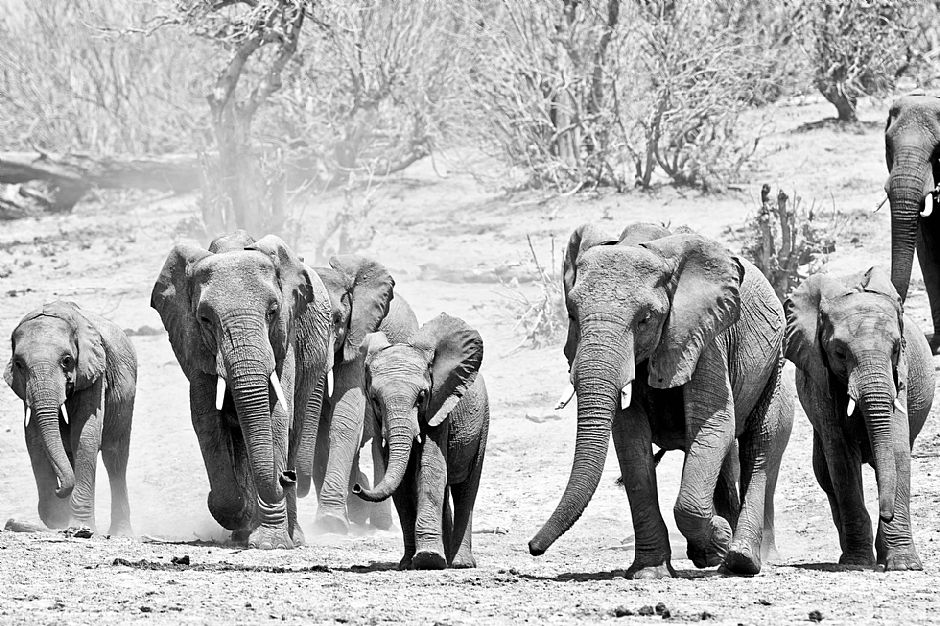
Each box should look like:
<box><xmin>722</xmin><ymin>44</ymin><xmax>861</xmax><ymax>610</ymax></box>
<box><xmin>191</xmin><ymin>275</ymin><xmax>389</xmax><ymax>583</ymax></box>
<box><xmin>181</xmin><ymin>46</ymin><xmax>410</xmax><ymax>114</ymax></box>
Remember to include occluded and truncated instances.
<box><xmin>4</xmin><ymin>301</ymin><xmax>106</xmax><ymax>499</ymax></box>
<box><xmin>785</xmin><ymin>266</ymin><xmax>905</xmax><ymax>522</ymax></box>
<box><xmin>353</xmin><ymin>313</ymin><xmax>483</xmax><ymax>502</ymax></box>
<box><xmin>150</xmin><ymin>233</ymin><xmax>314</xmax><ymax>522</ymax></box>
<box><xmin>884</xmin><ymin>95</ymin><xmax>940</xmax><ymax>299</ymax></box>
<box><xmin>530</xmin><ymin>224</ymin><xmax>743</xmax><ymax>555</ymax></box>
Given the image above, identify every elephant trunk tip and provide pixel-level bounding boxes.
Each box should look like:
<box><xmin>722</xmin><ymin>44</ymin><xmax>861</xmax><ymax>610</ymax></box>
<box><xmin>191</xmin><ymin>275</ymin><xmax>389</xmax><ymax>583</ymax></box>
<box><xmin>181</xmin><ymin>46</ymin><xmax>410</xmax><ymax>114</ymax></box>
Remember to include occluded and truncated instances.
<box><xmin>55</xmin><ymin>480</ymin><xmax>73</xmax><ymax>499</ymax></box>
<box><xmin>279</xmin><ymin>470</ymin><xmax>297</xmax><ymax>487</ymax></box>
<box><xmin>528</xmin><ymin>536</ymin><xmax>548</xmax><ymax>557</ymax></box>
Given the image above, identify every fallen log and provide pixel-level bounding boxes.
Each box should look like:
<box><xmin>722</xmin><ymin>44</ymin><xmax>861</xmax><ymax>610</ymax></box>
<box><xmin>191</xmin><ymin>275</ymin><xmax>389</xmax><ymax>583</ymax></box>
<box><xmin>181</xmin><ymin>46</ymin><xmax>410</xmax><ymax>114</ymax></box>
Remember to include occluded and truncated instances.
<box><xmin>0</xmin><ymin>151</ymin><xmax>202</xmax><ymax>218</ymax></box>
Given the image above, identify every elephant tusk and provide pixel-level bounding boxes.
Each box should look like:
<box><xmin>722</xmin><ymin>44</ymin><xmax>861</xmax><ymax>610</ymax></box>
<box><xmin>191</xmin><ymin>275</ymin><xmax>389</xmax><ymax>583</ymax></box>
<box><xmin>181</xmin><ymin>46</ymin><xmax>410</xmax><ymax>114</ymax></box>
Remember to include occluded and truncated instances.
<box><xmin>216</xmin><ymin>377</ymin><xmax>226</xmax><ymax>411</ymax></box>
<box><xmin>270</xmin><ymin>371</ymin><xmax>289</xmax><ymax>410</ymax></box>
<box><xmin>922</xmin><ymin>195</ymin><xmax>934</xmax><ymax>217</ymax></box>
<box><xmin>847</xmin><ymin>397</ymin><xmax>856</xmax><ymax>416</ymax></box>
<box><xmin>554</xmin><ymin>382</ymin><xmax>576</xmax><ymax>410</ymax></box>
<box><xmin>874</xmin><ymin>195</ymin><xmax>888</xmax><ymax>213</ymax></box>
<box><xmin>415</xmin><ymin>433</ymin><xmax>424</xmax><ymax>445</ymax></box>
<box><xmin>327</xmin><ymin>370</ymin><xmax>334</xmax><ymax>397</ymax></box>
<box><xmin>60</xmin><ymin>404</ymin><xmax>68</xmax><ymax>425</ymax></box>
<box><xmin>23</xmin><ymin>405</ymin><xmax>31</xmax><ymax>429</ymax></box>
<box><xmin>894</xmin><ymin>398</ymin><xmax>907</xmax><ymax>415</ymax></box>
<box><xmin>621</xmin><ymin>382</ymin><xmax>632</xmax><ymax>410</ymax></box>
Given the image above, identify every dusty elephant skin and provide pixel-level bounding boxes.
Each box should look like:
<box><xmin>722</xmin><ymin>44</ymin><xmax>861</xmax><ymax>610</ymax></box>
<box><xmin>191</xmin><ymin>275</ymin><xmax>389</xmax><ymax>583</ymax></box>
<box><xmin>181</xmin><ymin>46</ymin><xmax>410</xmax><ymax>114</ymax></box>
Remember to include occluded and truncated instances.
<box><xmin>529</xmin><ymin>222</ymin><xmax>793</xmax><ymax>578</ymax></box>
<box><xmin>150</xmin><ymin>231</ymin><xmax>333</xmax><ymax>549</ymax></box>
<box><xmin>354</xmin><ymin>313</ymin><xmax>488</xmax><ymax>570</ymax></box>
<box><xmin>884</xmin><ymin>95</ymin><xmax>940</xmax><ymax>352</ymax></box>
<box><xmin>785</xmin><ymin>266</ymin><xmax>935</xmax><ymax>571</ymax></box>
<box><xmin>4</xmin><ymin>300</ymin><xmax>136</xmax><ymax>536</ymax></box>
<box><xmin>305</xmin><ymin>255</ymin><xmax>419</xmax><ymax>535</ymax></box>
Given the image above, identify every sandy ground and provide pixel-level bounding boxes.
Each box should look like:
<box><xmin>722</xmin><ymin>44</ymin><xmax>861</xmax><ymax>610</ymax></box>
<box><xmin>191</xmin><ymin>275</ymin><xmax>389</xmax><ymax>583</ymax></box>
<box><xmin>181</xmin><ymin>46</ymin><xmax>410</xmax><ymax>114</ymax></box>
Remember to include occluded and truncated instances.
<box><xmin>2</xmin><ymin>98</ymin><xmax>940</xmax><ymax>624</ymax></box>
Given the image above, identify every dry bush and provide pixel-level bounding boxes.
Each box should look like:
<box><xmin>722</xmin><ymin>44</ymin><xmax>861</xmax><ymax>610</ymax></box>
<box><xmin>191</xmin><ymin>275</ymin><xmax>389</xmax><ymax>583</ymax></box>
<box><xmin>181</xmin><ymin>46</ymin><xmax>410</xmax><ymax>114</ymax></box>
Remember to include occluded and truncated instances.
<box><xmin>500</xmin><ymin>236</ymin><xmax>567</xmax><ymax>352</ymax></box>
<box><xmin>794</xmin><ymin>0</ymin><xmax>923</xmax><ymax>122</ymax></box>
<box><xmin>459</xmin><ymin>0</ymin><xmax>778</xmax><ymax>192</ymax></box>
<box><xmin>0</xmin><ymin>0</ymin><xmax>207</xmax><ymax>154</ymax></box>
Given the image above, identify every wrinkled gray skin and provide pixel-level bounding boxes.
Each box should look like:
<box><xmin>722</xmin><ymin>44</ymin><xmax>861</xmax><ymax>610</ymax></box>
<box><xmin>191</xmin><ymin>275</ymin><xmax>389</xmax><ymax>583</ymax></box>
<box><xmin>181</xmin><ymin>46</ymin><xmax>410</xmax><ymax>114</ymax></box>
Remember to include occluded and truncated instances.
<box><xmin>152</xmin><ymin>232</ymin><xmax>333</xmax><ymax>549</ymax></box>
<box><xmin>529</xmin><ymin>223</ymin><xmax>793</xmax><ymax>578</ymax></box>
<box><xmin>885</xmin><ymin>95</ymin><xmax>940</xmax><ymax>351</ymax></box>
<box><xmin>4</xmin><ymin>301</ymin><xmax>136</xmax><ymax>535</ymax></box>
<box><xmin>786</xmin><ymin>266</ymin><xmax>934</xmax><ymax>571</ymax></box>
<box><xmin>301</xmin><ymin>257</ymin><xmax>419</xmax><ymax>534</ymax></box>
<box><xmin>354</xmin><ymin>314</ymin><xmax>488</xmax><ymax>570</ymax></box>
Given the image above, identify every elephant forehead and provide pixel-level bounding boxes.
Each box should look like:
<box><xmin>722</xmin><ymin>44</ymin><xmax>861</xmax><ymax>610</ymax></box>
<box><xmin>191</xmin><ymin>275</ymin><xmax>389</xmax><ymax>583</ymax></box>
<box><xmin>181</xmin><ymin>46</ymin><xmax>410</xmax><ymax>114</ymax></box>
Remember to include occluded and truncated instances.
<box><xmin>13</xmin><ymin>316</ymin><xmax>73</xmax><ymax>355</ymax></box>
<box><xmin>368</xmin><ymin>345</ymin><xmax>428</xmax><ymax>383</ymax></box>
<box><xmin>822</xmin><ymin>294</ymin><xmax>900</xmax><ymax>337</ymax></box>
<box><xmin>193</xmin><ymin>252</ymin><xmax>277</xmax><ymax>294</ymax></box>
<box><xmin>575</xmin><ymin>246</ymin><xmax>667</xmax><ymax>294</ymax></box>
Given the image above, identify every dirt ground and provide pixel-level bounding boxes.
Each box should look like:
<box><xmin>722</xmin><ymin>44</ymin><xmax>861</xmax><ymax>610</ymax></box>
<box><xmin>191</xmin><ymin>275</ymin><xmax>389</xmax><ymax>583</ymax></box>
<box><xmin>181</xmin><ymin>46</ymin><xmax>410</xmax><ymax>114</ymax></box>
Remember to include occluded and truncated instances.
<box><xmin>2</xmin><ymin>97</ymin><xmax>940</xmax><ymax>625</ymax></box>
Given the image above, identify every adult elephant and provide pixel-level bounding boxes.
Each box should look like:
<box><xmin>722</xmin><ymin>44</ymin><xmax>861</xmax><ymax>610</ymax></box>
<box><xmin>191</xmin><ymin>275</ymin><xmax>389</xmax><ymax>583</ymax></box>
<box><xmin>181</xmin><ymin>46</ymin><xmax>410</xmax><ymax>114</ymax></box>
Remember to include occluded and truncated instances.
<box><xmin>151</xmin><ymin>232</ymin><xmax>333</xmax><ymax>549</ymax></box>
<box><xmin>296</xmin><ymin>255</ymin><xmax>419</xmax><ymax>534</ymax></box>
<box><xmin>529</xmin><ymin>223</ymin><xmax>792</xmax><ymax>578</ymax></box>
<box><xmin>884</xmin><ymin>94</ymin><xmax>940</xmax><ymax>350</ymax></box>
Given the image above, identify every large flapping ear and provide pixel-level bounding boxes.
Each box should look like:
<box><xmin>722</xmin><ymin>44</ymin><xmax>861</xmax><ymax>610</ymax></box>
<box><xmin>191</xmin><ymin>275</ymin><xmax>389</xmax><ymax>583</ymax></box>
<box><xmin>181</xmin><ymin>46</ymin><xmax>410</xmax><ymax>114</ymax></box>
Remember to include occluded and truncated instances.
<box><xmin>42</xmin><ymin>301</ymin><xmax>105</xmax><ymax>390</ymax></box>
<box><xmin>859</xmin><ymin>266</ymin><xmax>903</xmax><ymax>310</ymax></box>
<box><xmin>209</xmin><ymin>230</ymin><xmax>256</xmax><ymax>253</ymax></box>
<box><xmin>784</xmin><ymin>273</ymin><xmax>853</xmax><ymax>383</ymax></box>
<box><xmin>641</xmin><ymin>234</ymin><xmax>744</xmax><ymax>388</ymax></box>
<box><xmin>563</xmin><ymin>223</ymin><xmax>620</xmax><ymax>367</ymax></box>
<box><xmin>151</xmin><ymin>243</ymin><xmax>215</xmax><ymax>376</ymax></box>
<box><xmin>329</xmin><ymin>255</ymin><xmax>395</xmax><ymax>363</ymax></box>
<box><xmin>247</xmin><ymin>235</ymin><xmax>315</xmax><ymax>322</ymax></box>
<box><xmin>413</xmin><ymin>313</ymin><xmax>483</xmax><ymax>427</ymax></box>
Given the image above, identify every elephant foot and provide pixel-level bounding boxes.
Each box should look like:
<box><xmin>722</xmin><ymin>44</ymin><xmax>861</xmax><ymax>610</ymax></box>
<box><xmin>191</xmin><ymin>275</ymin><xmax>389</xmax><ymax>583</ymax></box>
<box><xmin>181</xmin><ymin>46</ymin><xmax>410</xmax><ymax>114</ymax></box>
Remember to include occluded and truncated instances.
<box><xmin>347</xmin><ymin>496</ymin><xmax>371</xmax><ymax>527</ymax></box>
<box><xmin>625</xmin><ymin>561</ymin><xmax>675</xmax><ymax>579</ymax></box>
<box><xmin>722</xmin><ymin>538</ymin><xmax>762</xmax><ymax>577</ymax></box>
<box><xmin>315</xmin><ymin>511</ymin><xmax>349</xmax><ymax>535</ymax></box>
<box><xmin>231</xmin><ymin>528</ymin><xmax>251</xmax><ymax>546</ymax></box>
<box><xmin>884</xmin><ymin>550</ymin><xmax>923</xmax><ymax>571</ymax></box>
<box><xmin>398</xmin><ymin>554</ymin><xmax>414</xmax><ymax>570</ymax></box>
<box><xmin>290</xmin><ymin>524</ymin><xmax>307</xmax><ymax>547</ymax></box>
<box><xmin>108</xmin><ymin>521</ymin><xmax>134</xmax><ymax>538</ymax></box>
<box><xmin>839</xmin><ymin>551</ymin><xmax>876</xmax><ymax>567</ymax></box>
<box><xmin>450</xmin><ymin>550</ymin><xmax>477</xmax><ymax>569</ymax></box>
<box><xmin>686</xmin><ymin>516</ymin><xmax>732</xmax><ymax>569</ymax></box>
<box><xmin>369</xmin><ymin>503</ymin><xmax>394</xmax><ymax>531</ymax></box>
<box><xmin>412</xmin><ymin>549</ymin><xmax>447</xmax><ymax>570</ymax></box>
<box><xmin>208</xmin><ymin>491</ymin><xmax>252</xmax><ymax>531</ymax></box>
<box><xmin>248</xmin><ymin>525</ymin><xmax>294</xmax><ymax>550</ymax></box>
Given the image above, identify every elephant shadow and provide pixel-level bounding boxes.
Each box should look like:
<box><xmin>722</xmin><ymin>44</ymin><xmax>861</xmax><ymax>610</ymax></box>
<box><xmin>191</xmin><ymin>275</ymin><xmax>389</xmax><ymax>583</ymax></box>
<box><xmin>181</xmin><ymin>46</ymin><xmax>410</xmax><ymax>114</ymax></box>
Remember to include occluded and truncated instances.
<box><xmin>783</xmin><ymin>562</ymin><xmax>875</xmax><ymax>573</ymax></box>
<box><xmin>338</xmin><ymin>561</ymin><xmax>404</xmax><ymax>573</ymax></box>
<box><xmin>516</xmin><ymin>568</ymin><xmax>724</xmax><ymax>583</ymax></box>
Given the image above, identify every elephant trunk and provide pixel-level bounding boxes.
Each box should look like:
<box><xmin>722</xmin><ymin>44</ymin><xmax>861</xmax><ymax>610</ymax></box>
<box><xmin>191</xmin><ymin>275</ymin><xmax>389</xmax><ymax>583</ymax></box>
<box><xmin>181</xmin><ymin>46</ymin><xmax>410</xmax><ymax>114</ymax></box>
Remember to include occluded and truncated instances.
<box><xmin>851</xmin><ymin>356</ymin><xmax>898</xmax><ymax>522</ymax></box>
<box><xmin>888</xmin><ymin>144</ymin><xmax>934</xmax><ymax>300</ymax></box>
<box><xmin>529</xmin><ymin>328</ymin><xmax>632</xmax><ymax>555</ymax></box>
<box><xmin>353</xmin><ymin>412</ymin><xmax>416</xmax><ymax>502</ymax></box>
<box><xmin>27</xmin><ymin>369</ymin><xmax>73</xmax><ymax>499</ymax></box>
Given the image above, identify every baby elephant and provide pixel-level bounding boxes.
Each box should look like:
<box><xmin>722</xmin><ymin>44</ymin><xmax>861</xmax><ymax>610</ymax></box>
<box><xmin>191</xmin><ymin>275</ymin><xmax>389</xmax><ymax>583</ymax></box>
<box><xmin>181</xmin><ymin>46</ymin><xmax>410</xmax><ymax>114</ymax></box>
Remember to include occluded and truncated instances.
<box><xmin>786</xmin><ymin>266</ymin><xmax>934</xmax><ymax>570</ymax></box>
<box><xmin>354</xmin><ymin>313</ymin><xmax>488</xmax><ymax>570</ymax></box>
<box><xmin>4</xmin><ymin>301</ymin><xmax>136</xmax><ymax>535</ymax></box>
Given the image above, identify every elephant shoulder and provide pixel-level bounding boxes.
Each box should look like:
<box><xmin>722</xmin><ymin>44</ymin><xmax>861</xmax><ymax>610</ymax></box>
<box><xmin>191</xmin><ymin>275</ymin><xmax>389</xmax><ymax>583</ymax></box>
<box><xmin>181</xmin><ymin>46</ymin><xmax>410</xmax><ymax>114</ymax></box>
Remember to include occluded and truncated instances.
<box><xmin>737</xmin><ymin>259</ymin><xmax>785</xmax><ymax>327</ymax></box>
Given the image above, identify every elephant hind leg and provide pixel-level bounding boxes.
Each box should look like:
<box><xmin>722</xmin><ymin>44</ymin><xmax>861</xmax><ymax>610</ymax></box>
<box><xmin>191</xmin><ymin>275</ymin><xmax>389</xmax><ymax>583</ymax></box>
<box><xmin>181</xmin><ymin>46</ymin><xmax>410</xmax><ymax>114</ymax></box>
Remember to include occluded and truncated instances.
<box><xmin>760</xmin><ymin>388</ymin><xmax>792</xmax><ymax>563</ymax></box>
<box><xmin>101</xmin><ymin>438</ymin><xmax>132</xmax><ymax>537</ymax></box>
<box><xmin>449</xmin><ymin>437</ymin><xmax>486</xmax><ymax>568</ymax></box>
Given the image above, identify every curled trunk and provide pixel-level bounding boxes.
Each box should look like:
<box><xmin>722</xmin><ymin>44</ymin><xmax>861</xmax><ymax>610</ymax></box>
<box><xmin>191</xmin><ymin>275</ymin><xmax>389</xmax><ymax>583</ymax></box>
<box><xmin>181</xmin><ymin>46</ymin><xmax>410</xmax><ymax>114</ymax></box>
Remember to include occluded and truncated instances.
<box><xmin>530</xmin><ymin>330</ymin><xmax>630</xmax><ymax>555</ymax></box>
<box><xmin>851</xmin><ymin>359</ymin><xmax>898</xmax><ymax>522</ymax></box>
<box><xmin>354</xmin><ymin>417</ymin><xmax>415</xmax><ymax>502</ymax></box>
<box><xmin>27</xmin><ymin>374</ymin><xmax>73</xmax><ymax>498</ymax></box>
<box><xmin>888</xmin><ymin>145</ymin><xmax>933</xmax><ymax>300</ymax></box>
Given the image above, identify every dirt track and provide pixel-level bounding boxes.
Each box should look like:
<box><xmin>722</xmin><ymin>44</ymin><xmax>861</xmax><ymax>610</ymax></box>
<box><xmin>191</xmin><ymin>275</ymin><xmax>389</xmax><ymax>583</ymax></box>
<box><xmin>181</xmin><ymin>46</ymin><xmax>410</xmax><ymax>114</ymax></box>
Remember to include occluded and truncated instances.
<box><xmin>2</xmin><ymin>98</ymin><xmax>940</xmax><ymax>624</ymax></box>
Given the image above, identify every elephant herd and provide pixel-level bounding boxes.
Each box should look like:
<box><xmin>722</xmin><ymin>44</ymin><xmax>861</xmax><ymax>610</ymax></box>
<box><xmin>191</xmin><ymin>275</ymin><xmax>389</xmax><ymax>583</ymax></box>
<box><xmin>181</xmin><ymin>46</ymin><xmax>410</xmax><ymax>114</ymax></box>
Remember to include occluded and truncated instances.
<box><xmin>4</xmin><ymin>95</ymin><xmax>940</xmax><ymax>577</ymax></box>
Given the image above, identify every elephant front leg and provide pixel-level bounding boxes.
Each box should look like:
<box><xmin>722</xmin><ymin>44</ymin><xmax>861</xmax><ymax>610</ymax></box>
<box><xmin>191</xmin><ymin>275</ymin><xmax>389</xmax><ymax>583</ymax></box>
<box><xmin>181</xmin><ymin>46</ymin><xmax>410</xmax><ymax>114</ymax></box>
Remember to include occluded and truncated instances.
<box><xmin>412</xmin><ymin>427</ymin><xmax>449</xmax><ymax>570</ymax></box>
<box><xmin>876</xmin><ymin>415</ymin><xmax>921</xmax><ymax>571</ymax></box>
<box><xmin>369</xmin><ymin>423</ymin><xmax>394</xmax><ymax>530</ymax></box>
<box><xmin>817</xmin><ymin>426</ymin><xmax>874</xmax><ymax>566</ymax></box>
<box><xmin>68</xmin><ymin>397</ymin><xmax>104</xmax><ymax>531</ymax></box>
<box><xmin>25</xmin><ymin>422</ymin><xmax>70</xmax><ymax>529</ymax></box>
<box><xmin>916</xmin><ymin>216</ymin><xmax>940</xmax><ymax>351</ymax></box>
<box><xmin>612</xmin><ymin>408</ymin><xmax>673</xmax><ymax>579</ymax></box>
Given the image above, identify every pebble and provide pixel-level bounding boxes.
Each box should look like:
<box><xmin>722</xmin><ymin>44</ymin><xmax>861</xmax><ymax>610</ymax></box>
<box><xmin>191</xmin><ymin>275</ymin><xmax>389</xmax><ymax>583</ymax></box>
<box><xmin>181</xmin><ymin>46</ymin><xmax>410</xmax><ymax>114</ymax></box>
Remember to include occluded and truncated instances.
<box><xmin>809</xmin><ymin>609</ymin><xmax>824</xmax><ymax>622</ymax></box>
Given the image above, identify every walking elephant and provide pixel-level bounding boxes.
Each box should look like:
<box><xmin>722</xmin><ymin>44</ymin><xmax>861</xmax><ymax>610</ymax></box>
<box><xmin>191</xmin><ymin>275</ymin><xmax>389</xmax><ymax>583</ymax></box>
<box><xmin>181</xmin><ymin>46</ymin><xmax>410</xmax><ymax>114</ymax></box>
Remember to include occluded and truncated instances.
<box><xmin>151</xmin><ymin>232</ymin><xmax>333</xmax><ymax>549</ymax></box>
<box><xmin>884</xmin><ymin>94</ymin><xmax>940</xmax><ymax>350</ymax></box>
<box><xmin>354</xmin><ymin>313</ymin><xmax>489</xmax><ymax>570</ymax></box>
<box><xmin>785</xmin><ymin>266</ymin><xmax>934</xmax><ymax>570</ymax></box>
<box><xmin>299</xmin><ymin>255</ymin><xmax>419</xmax><ymax>534</ymax></box>
<box><xmin>529</xmin><ymin>222</ymin><xmax>792</xmax><ymax>578</ymax></box>
<box><xmin>4</xmin><ymin>301</ymin><xmax>136</xmax><ymax>535</ymax></box>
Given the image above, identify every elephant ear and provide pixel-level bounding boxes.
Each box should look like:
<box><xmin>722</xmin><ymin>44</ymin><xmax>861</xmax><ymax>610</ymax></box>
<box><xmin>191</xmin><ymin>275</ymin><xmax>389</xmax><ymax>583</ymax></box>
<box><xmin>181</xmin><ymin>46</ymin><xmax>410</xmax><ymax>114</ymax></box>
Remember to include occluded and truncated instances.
<box><xmin>247</xmin><ymin>235</ymin><xmax>315</xmax><ymax>322</ymax></box>
<box><xmin>151</xmin><ymin>243</ymin><xmax>214</xmax><ymax>377</ymax></box>
<box><xmin>641</xmin><ymin>234</ymin><xmax>744</xmax><ymax>389</ymax></box>
<box><xmin>784</xmin><ymin>274</ymin><xmax>853</xmax><ymax>384</ymax></box>
<box><xmin>43</xmin><ymin>301</ymin><xmax>106</xmax><ymax>390</ymax></box>
<box><xmin>413</xmin><ymin>313</ymin><xmax>483</xmax><ymax>427</ymax></box>
<box><xmin>364</xmin><ymin>331</ymin><xmax>392</xmax><ymax>365</ymax></box>
<box><xmin>3</xmin><ymin>339</ymin><xmax>15</xmax><ymax>394</ymax></box>
<box><xmin>563</xmin><ymin>223</ymin><xmax>620</xmax><ymax>367</ymax></box>
<box><xmin>329</xmin><ymin>255</ymin><xmax>395</xmax><ymax>363</ymax></box>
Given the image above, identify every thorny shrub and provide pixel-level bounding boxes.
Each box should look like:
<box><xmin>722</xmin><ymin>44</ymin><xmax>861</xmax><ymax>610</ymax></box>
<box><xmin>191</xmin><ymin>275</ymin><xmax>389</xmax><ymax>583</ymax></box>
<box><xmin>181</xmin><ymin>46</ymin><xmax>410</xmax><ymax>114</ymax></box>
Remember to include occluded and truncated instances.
<box><xmin>500</xmin><ymin>236</ymin><xmax>567</xmax><ymax>352</ymax></box>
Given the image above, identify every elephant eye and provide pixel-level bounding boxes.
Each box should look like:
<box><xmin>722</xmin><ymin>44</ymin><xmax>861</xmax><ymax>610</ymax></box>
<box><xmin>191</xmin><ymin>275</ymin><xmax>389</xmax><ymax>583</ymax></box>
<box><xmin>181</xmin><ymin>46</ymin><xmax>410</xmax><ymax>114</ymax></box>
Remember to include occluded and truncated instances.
<box><xmin>638</xmin><ymin>311</ymin><xmax>653</xmax><ymax>325</ymax></box>
<box><xmin>833</xmin><ymin>347</ymin><xmax>847</xmax><ymax>360</ymax></box>
<box><xmin>416</xmin><ymin>390</ymin><xmax>427</xmax><ymax>407</ymax></box>
<box><xmin>61</xmin><ymin>355</ymin><xmax>73</xmax><ymax>370</ymax></box>
<box><xmin>266</xmin><ymin>302</ymin><xmax>280</xmax><ymax>321</ymax></box>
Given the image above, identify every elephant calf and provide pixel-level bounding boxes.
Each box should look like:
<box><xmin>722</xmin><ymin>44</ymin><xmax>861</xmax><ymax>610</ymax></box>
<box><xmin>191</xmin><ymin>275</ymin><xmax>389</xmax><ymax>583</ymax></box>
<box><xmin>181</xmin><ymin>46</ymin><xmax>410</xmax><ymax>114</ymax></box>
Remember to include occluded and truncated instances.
<box><xmin>4</xmin><ymin>301</ymin><xmax>136</xmax><ymax>535</ymax></box>
<box><xmin>354</xmin><ymin>313</ymin><xmax>488</xmax><ymax>570</ymax></box>
<box><xmin>786</xmin><ymin>266</ymin><xmax>934</xmax><ymax>570</ymax></box>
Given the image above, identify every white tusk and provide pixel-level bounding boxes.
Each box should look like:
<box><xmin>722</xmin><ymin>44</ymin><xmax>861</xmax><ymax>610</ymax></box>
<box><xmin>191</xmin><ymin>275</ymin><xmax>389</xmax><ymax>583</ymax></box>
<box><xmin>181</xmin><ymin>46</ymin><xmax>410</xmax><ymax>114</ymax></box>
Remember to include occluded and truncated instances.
<box><xmin>327</xmin><ymin>370</ymin><xmax>334</xmax><ymax>397</ymax></box>
<box><xmin>216</xmin><ymin>377</ymin><xmax>226</xmax><ymax>411</ymax></box>
<box><xmin>24</xmin><ymin>405</ymin><xmax>31</xmax><ymax>429</ymax></box>
<box><xmin>554</xmin><ymin>382</ymin><xmax>576</xmax><ymax>410</ymax></box>
<box><xmin>415</xmin><ymin>433</ymin><xmax>424</xmax><ymax>445</ymax></box>
<box><xmin>894</xmin><ymin>398</ymin><xmax>907</xmax><ymax>415</ymax></box>
<box><xmin>922</xmin><ymin>196</ymin><xmax>934</xmax><ymax>217</ymax></box>
<box><xmin>620</xmin><ymin>382</ymin><xmax>633</xmax><ymax>410</ymax></box>
<box><xmin>270</xmin><ymin>371</ymin><xmax>289</xmax><ymax>410</ymax></box>
<box><xmin>60</xmin><ymin>404</ymin><xmax>68</xmax><ymax>425</ymax></box>
<box><xmin>847</xmin><ymin>397</ymin><xmax>856</xmax><ymax>416</ymax></box>
<box><xmin>874</xmin><ymin>195</ymin><xmax>888</xmax><ymax>213</ymax></box>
